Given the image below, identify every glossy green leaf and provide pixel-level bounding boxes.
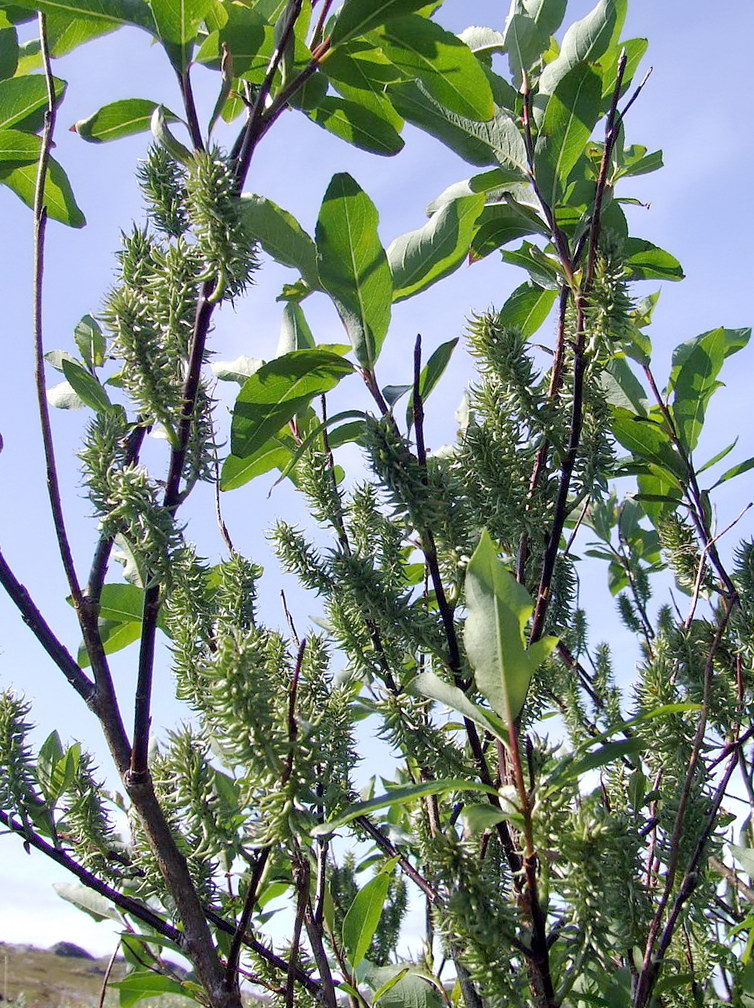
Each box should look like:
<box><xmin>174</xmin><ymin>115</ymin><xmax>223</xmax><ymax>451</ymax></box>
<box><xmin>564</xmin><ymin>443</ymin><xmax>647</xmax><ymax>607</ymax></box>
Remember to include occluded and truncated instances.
<box><xmin>388</xmin><ymin>81</ymin><xmax>528</xmax><ymax>173</ymax></box>
<box><xmin>230</xmin><ymin>349</ymin><xmax>354</xmax><ymax>457</ymax></box>
<box><xmin>426</xmin><ymin>167</ymin><xmax>524</xmax><ymax>214</ymax></box>
<box><xmin>0</xmin><ymin>27</ymin><xmax>19</xmax><ymax>80</ymax></box>
<box><xmin>115</xmin><ymin>971</ymin><xmax>192</xmax><ymax>1008</ymax></box>
<box><xmin>496</xmin><ymin>281</ymin><xmax>557</xmax><ymax>337</ymax></box>
<box><xmin>61</xmin><ymin>359</ymin><xmax>111</xmax><ymax>412</ymax></box>
<box><xmin>304</xmin><ymin>95</ymin><xmax>404</xmax><ymax>156</ymax></box>
<box><xmin>195</xmin><ymin>4</ymin><xmax>273</xmax><ymax>78</ymax></box>
<box><xmin>618</xmin><ymin>146</ymin><xmax>662</xmax><ymax>178</ymax></box>
<box><xmin>74</xmin><ymin>98</ymin><xmax>172</xmax><ymax>142</ymax></box>
<box><xmin>668</xmin><ymin>327</ymin><xmax>751</xmax><ymax>452</ymax></box>
<box><xmin>610</xmin><ymin>407</ymin><xmax>686</xmax><ymax>481</ymax></box>
<box><xmin>8</xmin><ymin>0</ymin><xmax>154</xmax><ymax>31</ymax></box>
<box><xmin>78</xmin><ymin>620</ymin><xmax>141</xmax><ymax>667</ymax></box>
<box><xmin>323</xmin><ymin>41</ymin><xmax>403</xmax><ymax>130</ymax></box>
<box><xmin>73</xmin><ymin>314</ymin><xmax>104</xmax><ymax>368</ymax></box>
<box><xmin>388</xmin><ymin>193</ymin><xmax>483</xmax><ymax>301</ymax></box>
<box><xmin>96</xmin><ymin>583</ymin><xmax>146</xmax><ymax>623</ymax></box>
<box><xmin>539</xmin><ymin>0</ymin><xmax>624</xmax><ymax>96</ymax></box>
<box><xmin>550</xmin><ymin>738</ymin><xmax>645</xmax><ymax>784</ymax></box>
<box><xmin>464</xmin><ymin>528</ymin><xmax>558</xmax><ymax>724</ymax></box>
<box><xmin>535</xmin><ymin>61</ymin><xmax>602</xmax><ymax>206</ymax></box>
<box><xmin>375</xmin><ymin>16</ymin><xmax>494</xmax><ymax>121</ymax></box>
<box><xmin>312</xmin><ymin>777</ymin><xmax>498</xmax><ymax>836</ymax></box>
<box><xmin>45</xmin><ymin>12</ymin><xmax>116</xmax><ymax>55</ymax></box>
<box><xmin>405</xmin><ymin>336</ymin><xmax>458</xmax><ymax>429</ymax></box>
<box><xmin>220</xmin><ymin>438</ymin><xmax>293</xmax><ymax>492</ymax></box>
<box><xmin>342</xmin><ymin>872</ymin><xmax>391</xmax><ymax>967</ymax></box>
<box><xmin>0</xmin><ymin>126</ymin><xmax>39</xmax><ymax>167</ymax></box>
<box><xmin>316</xmin><ymin>172</ymin><xmax>392</xmax><ymax>368</ymax></box>
<box><xmin>147</xmin><ymin>0</ymin><xmax>212</xmax><ymax>67</ymax></box>
<box><xmin>239</xmin><ymin>193</ymin><xmax>319</xmax><ymax>289</ymax></box>
<box><xmin>331</xmin><ymin>0</ymin><xmax>433</xmax><ymax>46</ymax></box>
<box><xmin>0</xmin><ymin>75</ymin><xmax>64</xmax><ymax>132</ymax></box>
<box><xmin>622</xmin><ymin>238</ymin><xmax>683</xmax><ymax>281</ymax></box>
<box><xmin>710</xmin><ymin>457</ymin><xmax>754</xmax><ymax>490</ymax></box>
<box><xmin>470</xmin><ymin>200</ymin><xmax>548</xmax><ymax>260</ymax></box>
<box><xmin>2</xmin><ymin>153</ymin><xmax>85</xmax><ymax>226</ymax></box>
<box><xmin>501</xmin><ymin>240</ymin><xmax>561</xmax><ymax>288</ymax></box>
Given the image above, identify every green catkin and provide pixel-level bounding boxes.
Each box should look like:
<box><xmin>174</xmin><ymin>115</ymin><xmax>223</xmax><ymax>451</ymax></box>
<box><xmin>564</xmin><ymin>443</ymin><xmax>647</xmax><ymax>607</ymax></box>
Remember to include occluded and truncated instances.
<box><xmin>185</xmin><ymin>148</ymin><xmax>258</xmax><ymax>301</ymax></box>
<box><xmin>137</xmin><ymin>145</ymin><xmax>189</xmax><ymax>238</ymax></box>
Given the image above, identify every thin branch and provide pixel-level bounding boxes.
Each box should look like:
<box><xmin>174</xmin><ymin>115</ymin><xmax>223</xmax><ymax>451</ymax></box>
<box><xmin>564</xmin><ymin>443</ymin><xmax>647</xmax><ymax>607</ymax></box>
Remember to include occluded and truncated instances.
<box><xmin>32</xmin><ymin>14</ymin><xmax>81</xmax><ymax>606</ymax></box>
<box><xmin>355</xmin><ymin>814</ymin><xmax>441</xmax><ymax>904</ymax></box>
<box><xmin>98</xmin><ymin>941</ymin><xmax>121</xmax><ymax>1008</ymax></box>
<box><xmin>224</xmin><ymin>847</ymin><xmax>272</xmax><ymax>989</ymax></box>
<box><xmin>178</xmin><ymin>66</ymin><xmax>205</xmax><ymax>151</ymax></box>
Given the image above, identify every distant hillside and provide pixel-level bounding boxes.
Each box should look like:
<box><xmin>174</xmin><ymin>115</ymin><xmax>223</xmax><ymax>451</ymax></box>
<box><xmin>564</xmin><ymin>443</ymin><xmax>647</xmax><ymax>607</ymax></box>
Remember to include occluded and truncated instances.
<box><xmin>0</xmin><ymin>942</ymin><xmax>262</xmax><ymax>1007</ymax></box>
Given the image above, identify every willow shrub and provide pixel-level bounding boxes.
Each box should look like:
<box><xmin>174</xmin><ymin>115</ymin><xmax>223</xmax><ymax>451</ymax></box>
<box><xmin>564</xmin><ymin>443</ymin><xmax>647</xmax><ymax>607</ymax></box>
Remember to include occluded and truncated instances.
<box><xmin>1</xmin><ymin>1</ymin><xmax>753</xmax><ymax>1006</ymax></box>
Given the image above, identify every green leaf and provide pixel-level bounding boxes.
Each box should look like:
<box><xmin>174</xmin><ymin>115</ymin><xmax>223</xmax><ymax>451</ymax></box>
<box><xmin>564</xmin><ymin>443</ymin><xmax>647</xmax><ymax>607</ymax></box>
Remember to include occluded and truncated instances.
<box><xmin>698</xmin><ymin>438</ymin><xmax>737</xmax><ymax>475</ymax></box>
<box><xmin>710</xmin><ymin>457</ymin><xmax>754</xmax><ymax>490</ymax></box>
<box><xmin>278</xmin><ymin>302</ymin><xmax>315</xmax><ymax>355</ymax></box>
<box><xmin>622</xmin><ymin>238</ymin><xmax>683</xmax><ymax>281</ymax></box>
<box><xmin>539</xmin><ymin>0</ymin><xmax>624</xmax><ymax>96</ymax></box>
<box><xmin>0</xmin><ymin>126</ymin><xmax>40</xmax><ymax>167</ymax></box>
<box><xmin>406</xmin><ymin>337</ymin><xmax>458</xmax><ymax>428</ymax></box>
<box><xmin>1</xmin><ymin>153</ymin><xmax>85</xmax><ymax>226</ymax></box>
<box><xmin>730</xmin><ymin>843</ymin><xmax>754</xmax><ymax>878</ymax></box>
<box><xmin>460</xmin><ymin>803</ymin><xmax>507</xmax><ymax>835</ymax></box>
<box><xmin>73</xmin><ymin>98</ymin><xmax>172</xmax><ymax>142</ymax></box>
<box><xmin>331</xmin><ymin>0</ymin><xmax>433</xmax><ymax>46</ymax></box>
<box><xmin>522</xmin><ymin>0</ymin><xmax>567</xmax><ymax>37</ymax></box>
<box><xmin>408</xmin><ymin>670</ymin><xmax>509</xmax><ymax>743</ymax></box>
<box><xmin>97</xmin><ymin>583</ymin><xmax>145</xmax><ymax>622</ymax></box>
<box><xmin>618</xmin><ymin>146</ymin><xmax>662</xmax><ymax>178</ymax></box>
<box><xmin>610</xmin><ymin>408</ymin><xmax>686</xmax><ymax>482</ymax></box>
<box><xmin>115</xmin><ymin>971</ymin><xmax>192</xmax><ymax>1008</ymax></box>
<box><xmin>470</xmin><ymin>200</ymin><xmax>548</xmax><ymax>261</ymax></box>
<box><xmin>220</xmin><ymin>438</ymin><xmax>293</xmax><ymax>491</ymax></box>
<box><xmin>598</xmin><ymin>37</ymin><xmax>647</xmax><ymax>102</ymax></box>
<box><xmin>426</xmin><ymin>168</ymin><xmax>526</xmax><ymax>214</ymax></box>
<box><xmin>61</xmin><ymin>359</ymin><xmax>112</xmax><ymax>412</ymax></box>
<box><xmin>230</xmin><ymin>349</ymin><xmax>354</xmax><ymax>457</ymax></box>
<box><xmin>342</xmin><ymin>872</ymin><xmax>391</xmax><ymax>967</ymax></box>
<box><xmin>361</xmin><ymin>962</ymin><xmax>444</xmax><ymax>1008</ymax></box>
<box><xmin>73</xmin><ymin>314</ymin><xmax>104</xmax><ymax>368</ymax></box>
<box><xmin>600</xmin><ymin>357</ymin><xmax>649</xmax><ymax>415</ymax></box>
<box><xmin>46</xmin><ymin>379</ymin><xmax>83</xmax><ymax>409</ymax></box>
<box><xmin>457</xmin><ymin>25</ymin><xmax>506</xmax><ymax>59</ymax></box>
<box><xmin>375</xmin><ymin>16</ymin><xmax>495</xmax><ymax>121</ymax></box>
<box><xmin>239</xmin><ymin>193</ymin><xmax>319</xmax><ymax>289</ymax></box>
<box><xmin>388</xmin><ymin>81</ymin><xmax>528</xmax><ymax>173</ymax></box>
<box><xmin>316</xmin><ymin>173</ymin><xmax>392</xmax><ymax>368</ymax></box>
<box><xmin>304</xmin><ymin>94</ymin><xmax>404</xmax><ymax>156</ymax></box>
<box><xmin>0</xmin><ymin>27</ymin><xmax>19</xmax><ymax>81</ymax></box>
<box><xmin>549</xmin><ymin>738</ymin><xmax>645</xmax><ymax>785</ymax></box>
<box><xmin>388</xmin><ymin>193</ymin><xmax>484</xmax><ymax>301</ymax></box>
<box><xmin>496</xmin><ymin>281</ymin><xmax>557</xmax><ymax>337</ymax></box>
<box><xmin>503</xmin><ymin>10</ymin><xmax>547</xmax><ymax>85</ymax></box>
<box><xmin>669</xmin><ymin>327</ymin><xmax>751</xmax><ymax>452</ymax></box>
<box><xmin>78</xmin><ymin>620</ymin><xmax>142</xmax><ymax>667</ymax></box>
<box><xmin>54</xmin><ymin>883</ymin><xmax>120</xmax><ymax>921</ymax></box>
<box><xmin>312</xmin><ymin>778</ymin><xmax>498</xmax><ymax>836</ymax></box>
<box><xmin>210</xmin><ymin>355</ymin><xmax>263</xmax><ymax>384</ymax></box>
<box><xmin>0</xmin><ymin>75</ymin><xmax>65</xmax><ymax>132</ymax></box>
<box><xmin>501</xmin><ymin>240</ymin><xmax>561</xmax><ymax>288</ymax></box>
<box><xmin>195</xmin><ymin>3</ymin><xmax>273</xmax><ymax>78</ymax></box>
<box><xmin>323</xmin><ymin>41</ymin><xmax>403</xmax><ymax>130</ymax></box>
<box><xmin>535</xmin><ymin>61</ymin><xmax>603</xmax><ymax>206</ymax></box>
<box><xmin>45</xmin><ymin>12</ymin><xmax>116</xmax><ymax>55</ymax></box>
<box><xmin>146</xmin><ymin>0</ymin><xmax>212</xmax><ymax>68</ymax></box>
<box><xmin>464</xmin><ymin>529</ymin><xmax>558</xmax><ymax>724</ymax></box>
<box><xmin>9</xmin><ymin>0</ymin><xmax>154</xmax><ymax>31</ymax></box>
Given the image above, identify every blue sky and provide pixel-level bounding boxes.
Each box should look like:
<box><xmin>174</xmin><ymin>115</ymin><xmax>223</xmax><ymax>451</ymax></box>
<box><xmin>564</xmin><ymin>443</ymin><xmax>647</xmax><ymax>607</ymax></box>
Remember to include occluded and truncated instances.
<box><xmin>0</xmin><ymin>0</ymin><xmax>752</xmax><ymax>955</ymax></box>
